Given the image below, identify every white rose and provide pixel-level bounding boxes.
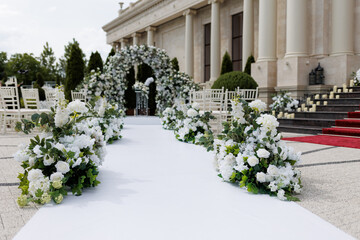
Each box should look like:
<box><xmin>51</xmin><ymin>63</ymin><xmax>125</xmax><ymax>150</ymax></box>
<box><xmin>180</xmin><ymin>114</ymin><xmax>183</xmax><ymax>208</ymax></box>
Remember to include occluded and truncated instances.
<box><xmin>257</xmin><ymin>149</ymin><xmax>270</xmax><ymax>158</ymax></box>
<box><xmin>256</xmin><ymin>172</ymin><xmax>267</xmax><ymax>183</ymax></box>
<box><xmin>55</xmin><ymin>161</ymin><xmax>70</xmax><ymax>174</ymax></box>
<box><xmin>28</xmin><ymin>169</ymin><xmax>44</xmax><ymax>182</ymax></box>
<box><xmin>191</xmin><ymin>102</ymin><xmax>200</xmax><ymax>110</ymax></box>
<box><xmin>247</xmin><ymin>156</ymin><xmax>259</xmax><ymax>167</ymax></box>
<box><xmin>50</xmin><ymin>172</ymin><xmax>64</xmax><ymax>182</ymax></box>
<box><xmin>267</xmin><ymin>165</ymin><xmax>279</xmax><ymax>176</ymax></box>
<box><xmin>187</xmin><ymin>108</ymin><xmax>198</xmax><ymax>117</ymax></box>
<box><xmin>43</xmin><ymin>155</ymin><xmax>55</xmax><ymax>166</ymax></box>
<box><xmin>277</xmin><ymin>189</ymin><xmax>287</xmax><ymax>201</ymax></box>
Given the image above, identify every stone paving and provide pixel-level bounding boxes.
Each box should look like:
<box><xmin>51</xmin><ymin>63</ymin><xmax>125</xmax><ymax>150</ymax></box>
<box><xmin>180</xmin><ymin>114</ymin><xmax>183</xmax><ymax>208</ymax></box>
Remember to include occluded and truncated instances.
<box><xmin>0</xmin><ymin>132</ymin><xmax>359</xmax><ymax>239</ymax></box>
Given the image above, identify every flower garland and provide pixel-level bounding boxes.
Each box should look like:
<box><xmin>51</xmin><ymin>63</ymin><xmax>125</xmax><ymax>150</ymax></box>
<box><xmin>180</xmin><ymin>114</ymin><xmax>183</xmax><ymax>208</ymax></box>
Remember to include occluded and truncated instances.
<box><xmin>133</xmin><ymin>81</ymin><xmax>149</xmax><ymax>96</ymax></box>
<box><xmin>269</xmin><ymin>91</ymin><xmax>299</xmax><ymax>112</ymax></box>
<box><xmin>213</xmin><ymin>99</ymin><xmax>302</xmax><ymax>201</ymax></box>
<box><xmin>80</xmin><ymin>45</ymin><xmax>198</xmax><ymax>113</ymax></box>
<box><xmin>351</xmin><ymin>69</ymin><xmax>360</xmax><ymax>86</ymax></box>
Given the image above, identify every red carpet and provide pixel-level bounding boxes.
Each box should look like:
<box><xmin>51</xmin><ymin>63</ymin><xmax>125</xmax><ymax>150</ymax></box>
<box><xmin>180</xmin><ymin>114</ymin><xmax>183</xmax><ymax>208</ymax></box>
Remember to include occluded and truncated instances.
<box><xmin>322</xmin><ymin>127</ymin><xmax>360</xmax><ymax>137</ymax></box>
<box><xmin>335</xmin><ymin>119</ymin><xmax>360</xmax><ymax>128</ymax></box>
<box><xmin>283</xmin><ymin>135</ymin><xmax>360</xmax><ymax>149</ymax></box>
<box><xmin>348</xmin><ymin>111</ymin><xmax>360</xmax><ymax>118</ymax></box>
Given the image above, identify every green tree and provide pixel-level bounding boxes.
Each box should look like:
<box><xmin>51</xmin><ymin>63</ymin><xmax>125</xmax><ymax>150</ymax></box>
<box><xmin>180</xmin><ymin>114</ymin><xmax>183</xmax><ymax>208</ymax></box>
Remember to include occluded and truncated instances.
<box><xmin>65</xmin><ymin>44</ymin><xmax>85</xmax><ymax>100</ymax></box>
<box><xmin>0</xmin><ymin>52</ymin><xmax>7</xmax><ymax>83</ymax></box>
<box><xmin>40</xmin><ymin>42</ymin><xmax>57</xmax><ymax>82</ymax></box>
<box><xmin>5</xmin><ymin>53</ymin><xmax>41</xmax><ymax>85</ymax></box>
<box><xmin>171</xmin><ymin>57</ymin><xmax>179</xmax><ymax>71</ymax></box>
<box><xmin>59</xmin><ymin>39</ymin><xmax>86</xmax><ymax>79</ymax></box>
<box><xmin>244</xmin><ymin>55</ymin><xmax>255</xmax><ymax>75</ymax></box>
<box><xmin>87</xmin><ymin>51</ymin><xmax>103</xmax><ymax>73</ymax></box>
<box><xmin>220</xmin><ymin>51</ymin><xmax>233</xmax><ymax>75</ymax></box>
<box><xmin>105</xmin><ymin>48</ymin><xmax>115</xmax><ymax>65</ymax></box>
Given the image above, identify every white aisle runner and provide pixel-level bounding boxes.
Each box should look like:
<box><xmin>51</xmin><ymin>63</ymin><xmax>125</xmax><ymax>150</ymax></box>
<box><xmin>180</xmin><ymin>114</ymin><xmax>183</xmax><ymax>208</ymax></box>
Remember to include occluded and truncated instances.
<box><xmin>14</xmin><ymin>121</ymin><xmax>353</xmax><ymax>240</ymax></box>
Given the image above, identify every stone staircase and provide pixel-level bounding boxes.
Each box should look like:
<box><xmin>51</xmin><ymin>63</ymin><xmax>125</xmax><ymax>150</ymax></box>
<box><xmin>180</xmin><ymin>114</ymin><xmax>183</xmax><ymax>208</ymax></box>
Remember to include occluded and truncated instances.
<box><xmin>278</xmin><ymin>86</ymin><xmax>360</xmax><ymax>134</ymax></box>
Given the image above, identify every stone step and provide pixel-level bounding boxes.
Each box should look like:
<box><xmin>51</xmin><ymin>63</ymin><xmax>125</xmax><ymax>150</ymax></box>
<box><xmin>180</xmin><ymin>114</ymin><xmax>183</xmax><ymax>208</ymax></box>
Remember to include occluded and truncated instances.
<box><xmin>334</xmin><ymin>92</ymin><xmax>360</xmax><ymax>98</ymax></box>
<box><xmin>293</xmin><ymin>111</ymin><xmax>348</xmax><ymax>119</ymax></box>
<box><xmin>278</xmin><ymin>118</ymin><xmax>335</xmax><ymax>127</ymax></box>
<box><xmin>315</xmin><ymin>105</ymin><xmax>359</xmax><ymax>112</ymax></box>
<box><xmin>278</xmin><ymin>125</ymin><xmax>323</xmax><ymax>134</ymax></box>
<box><xmin>310</xmin><ymin>98</ymin><xmax>360</xmax><ymax>105</ymax></box>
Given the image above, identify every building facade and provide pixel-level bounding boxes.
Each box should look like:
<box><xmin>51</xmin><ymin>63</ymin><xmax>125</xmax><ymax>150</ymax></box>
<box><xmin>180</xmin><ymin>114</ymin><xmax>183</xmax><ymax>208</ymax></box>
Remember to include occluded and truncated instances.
<box><xmin>103</xmin><ymin>0</ymin><xmax>360</xmax><ymax>104</ymax></box>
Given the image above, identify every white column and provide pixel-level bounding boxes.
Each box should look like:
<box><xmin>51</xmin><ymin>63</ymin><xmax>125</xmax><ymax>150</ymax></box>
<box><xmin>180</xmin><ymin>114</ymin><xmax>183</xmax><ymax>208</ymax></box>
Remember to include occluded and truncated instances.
<box><xmin>242</xmin><ymin>0</ymin><xmax>254</xmax><ymax>69</ymax></box>
<box><xmin>132</xmin><ymin>33</ymin><xmax>141</xmax><ymax>46</ymax></box>
<box><xmin>208</xmin><ymin>0</ymin><xmax>223</xmax><ymax>81</ymax></box>
<box><xmin>285</xmin><ymin>0</ymin><xmax>307</xmax><ymax>57</ymax></box>
<box><xmin>183</xmin><ymin>9</ymin><xmax>196</xmax><ymax>76</ymax></box>
<box><xmin>258</xmin><ymin>0</ymin><xmax>277</xmax><ymax>61</ymax></box>
<box><xmin>331</xmin><ymin>0</ymin><xmax>355</xmax><ymax>56</ymax></box>
<box><xmin>120</xmin><ymin>38</ymin><xmax>128</xmax><ymax>49</ymax></box>
<box><xmin>146</xmin><ymin>26</ymin><xmax>156</xmax><ymax>46</ymax></box>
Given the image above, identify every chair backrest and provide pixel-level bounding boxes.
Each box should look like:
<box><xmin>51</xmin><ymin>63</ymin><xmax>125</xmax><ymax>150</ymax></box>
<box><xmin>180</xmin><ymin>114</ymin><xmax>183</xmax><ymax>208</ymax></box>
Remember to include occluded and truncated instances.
<box><xmin>71</xmin><ymin>91</ymin><xmax>87</xmax><ymax>102</ymax></box>
<box><xmin>237</xmin><ymin>87</ymin><xmax>259</xmax><ymax>101</ymax></box>
<box><xmin>44</xmin><ymin>87</ymin><xmax>56</xmax><ymax>101</ymax></box>
<box><xmin>21</xmin><ymin>88</ymin><xmax>40</xmax><ymax>109</ymax></box>
<box><xmin>190</xmin><ymin>88</ymin><xmax>226</xmax><ymax>112</ymax></box>
<box><xmin>0</xmin><ymin>87</ymin><xmax>20</xmax><ymax>110</ymax></box>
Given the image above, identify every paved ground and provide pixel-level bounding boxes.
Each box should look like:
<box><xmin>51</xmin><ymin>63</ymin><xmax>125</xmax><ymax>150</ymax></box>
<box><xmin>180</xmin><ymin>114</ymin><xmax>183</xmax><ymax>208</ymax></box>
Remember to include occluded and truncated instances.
<box><xmin>0</xmin><ymin>131</ymin><xmax>359</xmax><ymax>239</ymax></box>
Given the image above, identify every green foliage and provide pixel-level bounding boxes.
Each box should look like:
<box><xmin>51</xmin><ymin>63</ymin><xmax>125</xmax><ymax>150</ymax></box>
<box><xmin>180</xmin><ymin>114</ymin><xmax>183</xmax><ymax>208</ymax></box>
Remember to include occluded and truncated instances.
<box><xmin>36</xmin><ymin>72</ymin><xmax>45</xmax><ymax>87</ymax></box>
<box><xmin>59</xmin><ymin>39</ymin><xmax>86</xmax><ymax>80</ymax></box>
<box><xmin>211</xmin><ymin>71</ymin><xmax>258</xmax><ymax>91</ymax></box>
<box><xmin>105</xmin><ymin>48</ymin><xmax>115</xmax><ymax>65</ymax></box>
<box><xmin>65</xmin><ymin>43</ymin><xmax>85</xmax><ymax>100</ymax></box>
<box><xmin>171</xmin><ymin>57</ymin><xmax>179</xmax><ymax>71</ymax></box>
<box><xmin>5</xmin><ymin>53</ymin><xmax>41</xmax><ymax>85</ymax></box>
<box><xmin>220</xmin><ymin>51</ymin><xmax>233</xmax><ymax>75</ymax></box>
<box><xmin>0</xmin><ymin>52</ymin><xmax>7</xmax><ymax>83</ymax></box>
<box><xmin>125</xmin><ymin>67</ymin><xmax>136</xmax><ymax>109</ymax></box>
<box><xmin>244</xmin><ymin>55</ymin><xmax>255</xmax><ymax>75</ymax></box>
<box><xmin>39</xmin><ymin>42</ymin><xmax>58</xmax><ymax>83</ymax></box>
<box><xmin>87</xmin><ymin>51</ymin><xmax>103</xmax><ymax>73</ymax></box>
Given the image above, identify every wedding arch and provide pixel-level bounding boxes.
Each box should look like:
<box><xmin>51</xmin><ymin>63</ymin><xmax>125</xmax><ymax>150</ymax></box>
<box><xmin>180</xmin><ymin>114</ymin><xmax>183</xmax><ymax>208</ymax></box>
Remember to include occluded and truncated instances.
<box><xmin>83</xmin><ymin>45</ymin><xmax>197</xmax><ymax>113</ymax></box>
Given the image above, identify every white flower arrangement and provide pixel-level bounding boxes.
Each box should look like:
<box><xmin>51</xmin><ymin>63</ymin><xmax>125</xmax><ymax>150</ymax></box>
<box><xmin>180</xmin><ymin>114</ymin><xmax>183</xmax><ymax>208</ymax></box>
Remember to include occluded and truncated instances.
<box><xmin>269</xmin><ymin>91</ymin><xmax>299</xmax><ymax>112</ymax></box>
<box><xmin>213</xmin><ymin>98</ymin><xmax>302</xmax><ymax>201</ymax></box>
<box><xmin>14</xmin><ymin>95</ymin><xmax>124</xmax><ymax>206</ymax></box>
<box><xmin>133</xmin><ymin>81</ymin><xmax>149</xmax><ymax>96</ymax></box>
<box><xmin>351</xmin><ymin>68</ymin><xmax>360</xmax><ymax>86</ymax></box>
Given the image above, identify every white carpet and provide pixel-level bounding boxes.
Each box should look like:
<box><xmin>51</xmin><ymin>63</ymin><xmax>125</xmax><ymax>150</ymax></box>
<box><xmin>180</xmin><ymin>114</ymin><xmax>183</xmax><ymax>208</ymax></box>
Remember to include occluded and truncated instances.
<box><xmin>14</xmin><ymin>119</ymin><xmax>354</xmax><ymax>240</ymax></box>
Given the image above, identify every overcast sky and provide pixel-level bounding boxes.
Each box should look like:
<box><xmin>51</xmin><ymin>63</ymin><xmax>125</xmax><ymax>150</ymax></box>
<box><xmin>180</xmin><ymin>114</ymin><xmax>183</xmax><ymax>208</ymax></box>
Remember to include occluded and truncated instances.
<box><xmin>0</xmin><ymin>0</ymin><xmax>133</xmax><ymax>62</ymax></box>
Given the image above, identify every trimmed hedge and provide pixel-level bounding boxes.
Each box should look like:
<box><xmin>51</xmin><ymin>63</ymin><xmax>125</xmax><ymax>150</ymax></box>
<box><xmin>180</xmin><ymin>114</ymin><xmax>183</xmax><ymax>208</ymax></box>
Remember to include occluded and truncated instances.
<box><xmin>211</xmin><ymin>71</ymin><xmax>258</xmax><ymax>91</ymax></box>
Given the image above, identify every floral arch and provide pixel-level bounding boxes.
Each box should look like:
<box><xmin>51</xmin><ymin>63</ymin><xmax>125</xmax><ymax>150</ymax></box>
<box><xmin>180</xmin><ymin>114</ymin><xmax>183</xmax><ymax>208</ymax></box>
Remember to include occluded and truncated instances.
<box><xmin>83</xmin><ymin>45</ymin><xmax>198</xmax><ymax>113</ymax></box>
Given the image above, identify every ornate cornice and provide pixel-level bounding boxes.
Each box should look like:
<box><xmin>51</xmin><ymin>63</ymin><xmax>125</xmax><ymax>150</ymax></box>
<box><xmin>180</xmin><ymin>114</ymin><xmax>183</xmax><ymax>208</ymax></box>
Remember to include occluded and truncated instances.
<box><xmin>183</xmin><ymin>9</ymin><xmax>197</xmax><ymax>16</ymax></box>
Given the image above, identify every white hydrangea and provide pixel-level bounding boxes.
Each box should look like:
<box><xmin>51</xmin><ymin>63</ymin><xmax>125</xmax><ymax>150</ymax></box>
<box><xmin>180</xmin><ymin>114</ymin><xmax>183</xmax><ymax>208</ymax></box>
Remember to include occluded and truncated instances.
<box><xmin>67</xmin><ymin>100</ymin><xmax>88</xmax><ymax>113</ymax></box>
<box><xmin>256</xmin><ymin>114</ymin><xmax>279</xmax><ymax>133</ymax></box>
<box><xmin>187</xmin><ymin>108</ymin><xmax>198</xmax><ymax>117</ymax></box>
<box><xmin>231</xmin><ymin>100</ymin><xmax>246</xmax><ymax>124</ymax></box>
<box><xmin>54</xmin><ymin>108</ymin><xmax>70</xmax><ymax>127</ymax></box>
<box><xmin>249</xmin><ymin>99</ymin><xmax>267</xmax><ymax>112</ymax></box>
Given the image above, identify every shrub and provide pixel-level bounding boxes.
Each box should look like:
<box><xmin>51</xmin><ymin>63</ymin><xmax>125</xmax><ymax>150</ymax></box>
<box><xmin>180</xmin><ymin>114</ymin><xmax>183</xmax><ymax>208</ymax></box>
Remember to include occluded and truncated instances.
<box><xmin>220</xmin><ymin>51</ymin><xmax>233</xmax><ymax>75</ymax></box>
<box><xmin>244</xmin><ymin>55</ymin><xmax>255</xmax><ymax>75</ymax></box>
<box><xmin>211</xmin><ymin>71</ymin><xmax>258</xmax><ymax>91</ymax></box>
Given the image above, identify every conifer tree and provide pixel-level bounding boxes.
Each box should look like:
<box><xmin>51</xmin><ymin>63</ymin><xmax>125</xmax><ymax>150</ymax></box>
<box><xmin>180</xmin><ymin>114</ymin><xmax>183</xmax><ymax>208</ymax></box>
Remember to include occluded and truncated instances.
<box><xmin>244</xmin><ymin>55</ymin><xmax>255</xmax><ymax>75</ymax></box>
<box><xmin>65</xmin><ymin>44</ymin><xmax>85</xmax><ymax>100</ymax></box>
<box><xmin>171</xmin><ymin>57</ymin><xmax>179</xmax><ymax>71</ymax></box>
<box><xmin>87</xmin><ymin>51</ymin><xmax>103</xmax><ymax>73</ymax></box>
<box><xmin>220</xmin><ymin>51</ymin><xmax>233</xmax><ymax>75</ymax></box>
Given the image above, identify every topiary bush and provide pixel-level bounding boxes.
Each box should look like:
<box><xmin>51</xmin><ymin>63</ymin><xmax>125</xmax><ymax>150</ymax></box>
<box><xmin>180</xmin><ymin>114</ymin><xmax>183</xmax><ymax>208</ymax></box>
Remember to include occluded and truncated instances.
<box><xmin>220</xmin><ymin>51</ymin><xmax>233</xmax><ymax>75</ymax></box>
<box><xmin>211</xmin><ymin>71</ymin><xmax>258</xmax><ymax>91</ymax></box>
<box><xmin>244</xmin><ymin>55</ymin><xmax>255</xmax><ymax>75</ymax></box>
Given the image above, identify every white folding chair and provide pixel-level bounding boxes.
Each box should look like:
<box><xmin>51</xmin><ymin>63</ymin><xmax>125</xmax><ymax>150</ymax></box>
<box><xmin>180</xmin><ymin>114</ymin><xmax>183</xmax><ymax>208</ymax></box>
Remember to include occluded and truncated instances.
<box><xmin>21</xmin><ymin>88</ymin><xmax>51</xmax><ymax>115</ymax></box>
<box><xmin>71</xmin><ymin>91</ymin><xmax>87</xmax><ymax>102</ymax></box>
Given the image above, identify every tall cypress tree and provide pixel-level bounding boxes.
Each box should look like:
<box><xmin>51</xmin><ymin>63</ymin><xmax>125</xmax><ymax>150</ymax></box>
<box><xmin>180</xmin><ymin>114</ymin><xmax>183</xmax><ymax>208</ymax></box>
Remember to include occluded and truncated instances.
<box><xmin>125</xmin><ymin>67</ymin><xmax>136</xmax><ymax>109</ymax></box>
<box><xmin>65</xmin><ymin>44</ymin><xmax>85</xmax><ymax>100</ymax></box>
<box><xmin>105</xmin><ymin>48</ymin><xmax>115</xmax><ymax>65</ymax></box>
<box><xmin>171</xmin><ymin>57</ymin><xmax>179</xmax><ymax>71</ymax></box>
<box><xmin>87</xmin><ymin>51</ymin><xmax>103</xmax><ymax>73</ymax></box>
<box><xmin>244</xmin><ymin>55</ymin><xmax>255</xmax><ymax>75</ymax></box>
<box><xmin>220</xmin><ymin>51</ymin><xmax>233</xmax><ymax>75</ymax></box>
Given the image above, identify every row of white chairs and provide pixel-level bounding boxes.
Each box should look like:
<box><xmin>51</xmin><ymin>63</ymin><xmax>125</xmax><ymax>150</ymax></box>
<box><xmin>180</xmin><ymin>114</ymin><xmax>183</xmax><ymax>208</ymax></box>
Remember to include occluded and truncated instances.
<box><xmin>189</xmin><ymin>87</ymin><xmax>258</xmax><ymax>134</ymax></box>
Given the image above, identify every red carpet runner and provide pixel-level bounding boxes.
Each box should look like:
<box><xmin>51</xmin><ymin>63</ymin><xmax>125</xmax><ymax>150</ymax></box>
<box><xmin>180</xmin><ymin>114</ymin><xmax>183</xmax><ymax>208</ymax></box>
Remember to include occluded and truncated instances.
<box><xmin>282</xmin><ymin>135</ymin><xmax>360</xmax><ymax>149</ymax></box>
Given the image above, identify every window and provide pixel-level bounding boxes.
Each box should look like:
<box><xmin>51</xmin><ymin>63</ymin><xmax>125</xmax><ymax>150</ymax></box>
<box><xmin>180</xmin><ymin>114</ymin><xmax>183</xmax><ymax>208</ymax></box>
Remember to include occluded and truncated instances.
<box><xmin>232</xmin><ymin>13</ymin><xmax>243</xmax><ymax>71</ymax></box>
<box><xmin>204</xmin><ymin>23</ymin><xmax>211</xmax><ymax>82</ymax></box>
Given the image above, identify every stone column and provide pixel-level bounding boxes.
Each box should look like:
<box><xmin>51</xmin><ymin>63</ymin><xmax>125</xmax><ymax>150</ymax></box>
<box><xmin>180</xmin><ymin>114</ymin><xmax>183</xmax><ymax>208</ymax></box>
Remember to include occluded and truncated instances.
<box><xmin>331</xmin><ymin>0</ymin><xmax>355</xmax><ymax>56</ymax></box>
<box><xmin>146</xmin><ymin>26</ymin><xmax>156</xmax><ymax>46</ymax></box>
<box><xmin>285</xmin><ymin>0</ymin><xmax>308</xmax><ymax>57</ymax></box>
<box><xmin>242</xmin><ymin>0</ymin><xmax>253</xmax><ymax>69</ymax></box>
<box><xmin>120</xmin><ymin>38</ymin><xmax>128</xmax><ymax>49</ymax></box>
<box><xmin>132</xmin><ymin>33</ymin><xmax>141</xmax><ymax>46</ymax></box>
<box><xmin>183</xmin><ymin>9</ymin><xmax>196</xmax><ymax>77</ymax></box>
<box><xmin>258</xmin><ymin>0</ymin><xmax>277</xmax><ymax>61</ymax></box>
<box><xmin>208</xmin><ymin>0</ymin><xmax>223</xmax><ymax>82</ymax></box>
<box><xmin>112</xmin><ymin>42</ymin><xmax>120</xmax><ymax>51</ymax></box>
